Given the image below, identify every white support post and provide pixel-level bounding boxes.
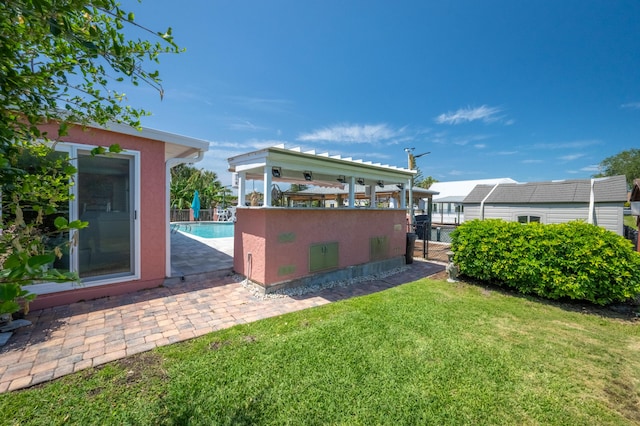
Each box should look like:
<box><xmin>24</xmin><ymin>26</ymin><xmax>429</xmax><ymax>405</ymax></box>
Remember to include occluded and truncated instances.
<box><xmin>408</xmin><ymin>180</ymin><xmax>414</xmax><ymax>228</ymax></box>
<box><xmin>264</xmin><ymin>165</ymin><xmax>272</xmax><ymax>207</ymax></box>
<box><xmin>371</xmin><ymin>184</ymin><xmax>377</xmax><ymax>208</ymax></box>
<box><xmin>348</xmin><ymin>176</ymin><xmax>356</xmax><ymax>208</ymax></box>
<box><xmin>237</xmin><ymin>172</ymin><xmax>246</xmax><ymax>207</ymax></box>
<box><xmin>401</xmin><ymin>181</ymin><xmax>408</xmax><ymax>209</ymax></box>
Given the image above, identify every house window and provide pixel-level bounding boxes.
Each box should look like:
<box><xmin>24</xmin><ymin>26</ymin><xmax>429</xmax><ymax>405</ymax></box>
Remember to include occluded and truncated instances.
<box><xmin>517</xmin><ymin>215</ymin><xmax>541</xmax><ymax>224</ymax></box>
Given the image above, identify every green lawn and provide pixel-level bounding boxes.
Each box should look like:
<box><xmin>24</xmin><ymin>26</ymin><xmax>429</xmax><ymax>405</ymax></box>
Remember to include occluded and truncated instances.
<box><xmin>1</xmin><ymin>278</ymin><xmax>639</xmax><ymax>425</ymax></box>
<box><xmin>625</xmin><ymin>214</ymin><xmax>637</xmax><ymax>229</ymax></box>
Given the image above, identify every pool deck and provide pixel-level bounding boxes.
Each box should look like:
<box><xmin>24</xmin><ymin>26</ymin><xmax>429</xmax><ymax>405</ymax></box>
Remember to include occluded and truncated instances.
<box><xmin>170</xmin><ymin>231</ymin><xmax>234</xmax><ymax>278</ymax></box>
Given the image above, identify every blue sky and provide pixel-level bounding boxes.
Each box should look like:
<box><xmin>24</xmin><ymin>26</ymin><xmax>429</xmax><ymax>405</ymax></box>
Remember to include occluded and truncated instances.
<box><xmin>123</xmin><ymin>0</ymin><xmax>640</xmax><ymax>188</ymax></box>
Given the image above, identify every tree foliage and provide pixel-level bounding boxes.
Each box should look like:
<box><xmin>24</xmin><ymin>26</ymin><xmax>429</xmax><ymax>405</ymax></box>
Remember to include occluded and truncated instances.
<box><xmin>416</xmin><ymin>175</ymin><xmax>437</xmax><ymax>189</ymax></box>
<box><xmin>0</xmin><ymin>0</ymin><xmax>180</xmax><ymax>314</ymax></box>
<box><xmin>170</xmin><ymin>165</ymin><xmax>225</xmax><ymax>210</ymax></box>
<box><xmin>409</xmin><ymin>153</ymin><xmax>436</xmax><ymax>188</ymax></box>
<box><xmin>595</xmin><ymin>148</ymin><xmax>640</xmax><ymax>188</ymax></box>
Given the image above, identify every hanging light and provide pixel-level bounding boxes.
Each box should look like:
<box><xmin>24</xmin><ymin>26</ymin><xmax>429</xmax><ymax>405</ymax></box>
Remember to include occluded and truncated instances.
<box><xmin>303</xmin><ymin>171</ymin><xmax>313</xmax><ymax>181</ymax></box>
<box><xmin>272</xmin><ymin>166</ymin><xmax>281</xmax><ymax>178</ymax></box>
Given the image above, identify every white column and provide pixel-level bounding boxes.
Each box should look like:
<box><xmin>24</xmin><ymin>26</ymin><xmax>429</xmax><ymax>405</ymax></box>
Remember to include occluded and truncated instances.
<box><xmin>264</xmin><ymin>166</ymin><xmax>272</xmax><ymax>207</ymax></box>
<box><xmin>371</xmin><ymin>185</ymin><xmax>377</xmax><ymax>208</ymax></box>
<box><xmin>237</xmin><ymin>172</ymin><xmax>246</xmax><ymax>207</ymax></box>
<box><xmin>348</xmin><ymin>176</ymin><xmax>356</xmax><ymax>208</ymax></box>
<box><xmin>408</xmin><ymin>178</ymin><xmax>414</xmax><ymax>226</ymax></box>
<box><xmin>401</xmin><ymin>182</ymin><xmax>407</xmax><ymax>209</ymax></box>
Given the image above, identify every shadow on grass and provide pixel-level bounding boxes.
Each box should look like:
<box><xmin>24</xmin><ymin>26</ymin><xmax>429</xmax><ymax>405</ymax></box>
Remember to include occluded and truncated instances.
<box><xmin>455</xmin><ymin>274</ymin><xmax>640</xmax><ymax>322</ymax></box>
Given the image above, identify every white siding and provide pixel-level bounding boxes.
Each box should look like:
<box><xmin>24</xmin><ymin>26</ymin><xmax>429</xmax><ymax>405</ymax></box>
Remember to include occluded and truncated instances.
<box><xmin>464</xmin><ymin>205</ymin><xmax>482</xmax><ymax>221</ymax></box>
<box><xmin>461</xmin><ymin>203</ymin><xmax>624</xmax><ymax>235</ymax></box>
<box><xmin>593</xmin><ymin>203</ymin><xmax>624</xmax><ymax>235</ymax></box>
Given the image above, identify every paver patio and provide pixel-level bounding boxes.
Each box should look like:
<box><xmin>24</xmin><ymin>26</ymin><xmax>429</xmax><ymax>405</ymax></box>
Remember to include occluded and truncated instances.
<box><xmin>0</xmin><ymin>259</ymin><xmax>444</xmax><ymax>393</ymax></box>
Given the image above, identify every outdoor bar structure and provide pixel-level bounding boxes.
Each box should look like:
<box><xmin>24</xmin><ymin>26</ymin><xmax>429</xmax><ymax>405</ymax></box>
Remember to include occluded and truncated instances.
<box><xmin>227</xmin><ymin>145</ymin><xmax>418</xmax><ymax>293</ymax></box>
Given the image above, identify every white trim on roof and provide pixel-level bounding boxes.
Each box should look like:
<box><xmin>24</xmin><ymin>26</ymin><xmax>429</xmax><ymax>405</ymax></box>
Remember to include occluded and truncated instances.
<box><xmin>229</xmin><ymin>144</ymin><xmax>415</xmax><ymax>176</ymax></box>
<box><xmin>95</xmin><ymin>121</ymin><xmax>210</xmax><ymax>151</ymax></box>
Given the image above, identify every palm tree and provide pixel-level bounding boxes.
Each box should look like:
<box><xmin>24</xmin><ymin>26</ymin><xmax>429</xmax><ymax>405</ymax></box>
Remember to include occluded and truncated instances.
<box><xmin>170</xmin><ymin>165</ymin><xmax>224</xmax><ymax>209</ymax></box>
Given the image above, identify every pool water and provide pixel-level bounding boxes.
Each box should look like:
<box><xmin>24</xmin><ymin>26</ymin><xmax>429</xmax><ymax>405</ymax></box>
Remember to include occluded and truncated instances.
<box><xmin>173</xmin><ymin>222</ymin><xmax>234</xmax><ymax>239</ymax></box>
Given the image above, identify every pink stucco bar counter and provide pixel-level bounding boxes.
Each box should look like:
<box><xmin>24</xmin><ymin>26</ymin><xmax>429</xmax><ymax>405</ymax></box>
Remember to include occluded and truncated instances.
<box><xmin>234</xmin><ymin>207</ymin><xmax>408</xmax><ymax>293</ymax></box>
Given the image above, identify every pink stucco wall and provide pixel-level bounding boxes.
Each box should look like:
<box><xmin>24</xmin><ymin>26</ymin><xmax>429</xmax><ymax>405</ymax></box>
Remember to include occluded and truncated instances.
<box><xmin>30</xmin><ymin>124</ymin><xmax>167</xmax><ymax>309</ymax></box>
<box><xmin>233</xmin><ymin>208</ymin><xmax>407</xmax><ymax>287</ymax></box>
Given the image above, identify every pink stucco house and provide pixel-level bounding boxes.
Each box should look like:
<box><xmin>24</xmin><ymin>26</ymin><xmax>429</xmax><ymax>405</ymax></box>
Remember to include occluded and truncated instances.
<box><xmin>27</xmin><ymin>122</ymin><xmax>209</xmax><ymax>310</ymax></box>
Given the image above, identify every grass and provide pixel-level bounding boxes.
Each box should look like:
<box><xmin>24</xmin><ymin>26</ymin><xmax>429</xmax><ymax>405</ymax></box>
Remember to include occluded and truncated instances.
<box><xmin>1</xmin><ymin>278</ymin><xmax>639</xmax><ymax>425</ymax></box>
<box><xmin>625</xmin><ymin>214</ymin><xmax>637</xmax><ymax>229</ymax></box>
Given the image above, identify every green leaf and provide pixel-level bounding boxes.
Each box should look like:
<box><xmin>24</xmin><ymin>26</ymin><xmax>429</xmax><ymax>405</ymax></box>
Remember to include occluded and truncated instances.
<box><xmin>27</xmin><ymin>254</ymin><xmax>56</xmax><ymax>268</ymax></box>
<box><xmin>54</xmin><ymin>216</ymin><xmax>69</xmax><ymax>229</ymax></box>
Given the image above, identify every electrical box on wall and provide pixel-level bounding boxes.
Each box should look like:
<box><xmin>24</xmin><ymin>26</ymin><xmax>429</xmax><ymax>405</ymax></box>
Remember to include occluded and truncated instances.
<box><xmin>369</xmin><ymin>236</ymin><xmax>389</xmax><ymax>261</ymax></box>
<box><xmin>309</xmin><ymin>242</ymin><xmax>339</xmax><ymax>273</ymax></box>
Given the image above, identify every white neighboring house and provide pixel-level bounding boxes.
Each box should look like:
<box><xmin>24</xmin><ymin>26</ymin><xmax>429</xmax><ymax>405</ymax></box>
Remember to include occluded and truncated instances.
<box><xmin>462</xmin><ymin>175</ymin><xmax>627</xmax><ymax>235</ymax></box>
<box><xmin>427</xmin><ymin>178</ymin><xmax>518</xmax><ymax>224</ymax></box>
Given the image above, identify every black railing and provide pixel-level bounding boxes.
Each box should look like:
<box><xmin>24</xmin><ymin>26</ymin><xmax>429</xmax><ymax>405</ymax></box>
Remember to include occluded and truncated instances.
<box><xmin>170</xmin><ymin>209</ymin><xmax>216</xmax><ymax>222</ymax></box>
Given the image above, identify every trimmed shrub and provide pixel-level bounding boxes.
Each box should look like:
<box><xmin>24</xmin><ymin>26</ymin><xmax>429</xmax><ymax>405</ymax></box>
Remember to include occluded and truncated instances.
<box><xmin>451</xmin><ymin>219</ymin><xmax>640</xmax><ymax>305</ymax></box>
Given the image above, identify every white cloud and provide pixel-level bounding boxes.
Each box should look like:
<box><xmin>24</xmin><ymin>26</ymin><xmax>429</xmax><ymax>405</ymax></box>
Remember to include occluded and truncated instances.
<box><xmin>558</xmin><ymin>153</ymin><xmax>585</xmax><ymax>161</ymax></box>
<box><xmin>297</xmin><ymin>123</ymin><xmax>401</xmax><ymax>144</ymax></box>
<box><xmin>429</xmin><ymin>132</ymin><xmax>490</xmax><ymax>147</ymax></box>
<box><xmin>435</xmin><ymin>105</ymin><xmax>505</xmax><ymax>125</ymax></box>
<box><xmin>621</xmin><ymin>102</ymin><xmax>640</xmax><ymax>109</ymax></box>
<box><xmin>226</xmin><ymin>95</ymin><xmax>293</xmax><ymax>113</ymax></box>
<box><xmin>580</xmin><ymin>165</ymin><xmax>600</xmax><ymax>173</ymax></box>
<box><xmin>496</xmin><ymin>150</ymin><xmax>518</xmax><ymax>155</ymax></box>
<box><xmin>228</xmin><ymin>119</ymin><xmax>269</xmax><ymax>132</ymax></box>
<box><xmin>522</xmin><ymin>159</ymin><xmax>543</xmax><ymax>164</ymax></box>
<box><xmin>474</xmin><ymin>144</ymin><xmax>486</xmax><ymax>149</ymax></box>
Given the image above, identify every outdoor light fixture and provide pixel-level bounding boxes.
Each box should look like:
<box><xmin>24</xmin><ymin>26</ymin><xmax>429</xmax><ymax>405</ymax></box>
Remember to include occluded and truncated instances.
<box><xmin>377</xmin><ymin>180</ymin><xmax>384</xmax><ymax>188</ymax></box>
<box><xmin>272</xmin><ymin>166</ymin><xmax>281</xmax><ymax>178</ymax></box>
<box><xmin>356</xmin><ymin>177</ymin><xmax>365</xmax><ymax>185</ymax></box>
<box><xmin>303</xmin><ymin>171</ymin><xmax>313</xmax><ymax>181</ymax></box>
<box><xmin>337</xmin><ymin>175</ymin><xmax>346</xmax><ymax>183</ymax></box>
<box><xmin>396</xmin><ymin>183</ymin><xmax>404</xmax><ymax>190</ymax></box>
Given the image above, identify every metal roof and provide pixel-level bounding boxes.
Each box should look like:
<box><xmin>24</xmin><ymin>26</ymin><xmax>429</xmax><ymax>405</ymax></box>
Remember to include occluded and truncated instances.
<box><xmin>429</xmin><ymin>178</ymin><xmax>517</xmax><ymax>202</ymax></box>
<box><xmin>463</xmin><ymin>175</ymin><xmax>628</xmax><ymax>204</ymax></box>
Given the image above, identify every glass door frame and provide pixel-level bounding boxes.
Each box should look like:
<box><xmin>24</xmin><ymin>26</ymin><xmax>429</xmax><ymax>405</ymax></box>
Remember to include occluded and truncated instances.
<box><xmin>28</xmin><ymin>142</ymin><xmax>141</xmax><ymax>295</ymax></box>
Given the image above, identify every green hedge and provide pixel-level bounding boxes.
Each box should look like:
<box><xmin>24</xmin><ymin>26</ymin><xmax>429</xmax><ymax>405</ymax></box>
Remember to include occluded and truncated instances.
<box><xmin>450</xmin><ymin>220</ymin><xmax>640</xmax><ymax>305</ymax></box>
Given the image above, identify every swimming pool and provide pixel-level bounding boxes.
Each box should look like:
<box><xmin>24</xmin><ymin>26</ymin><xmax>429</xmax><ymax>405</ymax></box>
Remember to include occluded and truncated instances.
<box><xmin>172</xmin><ymin>222</ymin><xmax>234</xmax><ymax>239</ymax></box>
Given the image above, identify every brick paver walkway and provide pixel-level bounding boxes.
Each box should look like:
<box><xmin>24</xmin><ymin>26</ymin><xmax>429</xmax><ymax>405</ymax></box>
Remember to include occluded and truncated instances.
<box><xmin>0</xmin><ymin>260</ymin><xmax>444</xmax><ymax>393</ymax></box>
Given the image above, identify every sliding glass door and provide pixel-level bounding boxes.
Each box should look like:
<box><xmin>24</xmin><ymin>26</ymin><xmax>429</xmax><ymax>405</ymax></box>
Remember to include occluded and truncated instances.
<box><xmin>76</xmin><ymin>152</ymin><xmax>135</xmax><ymax>279</ymax></box>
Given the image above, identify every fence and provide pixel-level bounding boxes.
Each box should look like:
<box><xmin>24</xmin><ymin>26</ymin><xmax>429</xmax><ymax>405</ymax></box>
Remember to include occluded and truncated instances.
<box><xmin>624</xmin><ymin>225</ymin><xmax>639</xmax><ymax>252</ymax></box>
<box><xmin>413</xmin><ymin>221</ymin><xmax>458</xmax><ymax>262</ymax></box>
<box><xmin>170</xmin><ymin>209</ymin><xmax>216</xmax><ymax>222</ymax></box>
